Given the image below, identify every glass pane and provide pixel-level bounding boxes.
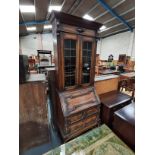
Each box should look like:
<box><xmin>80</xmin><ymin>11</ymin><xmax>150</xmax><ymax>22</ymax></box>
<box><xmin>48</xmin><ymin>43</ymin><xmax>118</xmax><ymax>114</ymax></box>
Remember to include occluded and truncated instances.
<box><xmin>64</xmin><ymin>39</ymin><xmax>76</xmax><ymax>87</ymax></box>
<box><xmin>83</xmin><ymin>42</ymin><xmax>87</xmax><ymax>49</ymax></box>
<box><xmin>88</xmin><ymin>42</ymin><xmax>92</xmax><ymax>50</ymax></box>
<box><xmin>71</xmin><ymin>40</ymin><xmax>76</xmax><ymax>48</ymax></box>
<box><xmin>71</xmin><ymin>50</ymin><xmax>76</xmax><ymax>56</ymax></box>
<box><xmin>82</xmin><ymin>41</ymin><xmax>92</xmax><ymax>84</ymax></box>
<box><xmin>64</xmin><ymin>40</ymin><xmax>70</xmax><ymax>48</ymax></box>
<box><xmin>64</xmin><ymin>50</ymin><xmax>70</xmax><ymax>56</ymax></box>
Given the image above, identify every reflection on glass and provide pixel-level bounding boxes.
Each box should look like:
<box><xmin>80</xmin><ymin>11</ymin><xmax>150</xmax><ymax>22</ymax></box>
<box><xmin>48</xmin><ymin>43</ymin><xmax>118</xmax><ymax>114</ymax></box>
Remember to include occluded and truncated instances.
<box><xmin>64</xmin><ymin>39</ymin><xmax>76</xmax><ymax>87</ymax></box>
<box><xmin>82</xmin><ymin>41</ymin><xmax>92</xmax><ymax>84</ymax></box>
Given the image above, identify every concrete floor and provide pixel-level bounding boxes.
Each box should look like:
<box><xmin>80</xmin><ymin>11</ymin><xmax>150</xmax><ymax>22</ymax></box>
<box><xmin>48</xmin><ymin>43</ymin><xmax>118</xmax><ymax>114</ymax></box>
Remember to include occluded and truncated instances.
<box><xmin>21</xmin><ymin>96</ymin><xmax>62</xmax><ymax>155</ymax></box>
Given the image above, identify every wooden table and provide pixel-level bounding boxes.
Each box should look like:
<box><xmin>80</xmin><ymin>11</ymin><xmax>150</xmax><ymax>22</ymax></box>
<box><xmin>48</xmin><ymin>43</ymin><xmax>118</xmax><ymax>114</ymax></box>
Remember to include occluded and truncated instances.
<box><xmin>38</xmin><ymin>64</ymin><xmax>55</xmax><ymax>73</ymax></box>
<box><xmin>120</xmin><ymin>72</ymin><xmax>135</xmax><ymax>79</ymax></box>
<box><xmin>95</xmin><ymin>74</ymin><xmax>119</xmax><ymax>95</ymax></box>
<box><xmin>26</xmin><ymin>74</ymin><xmax>46</xmax><ymax>82</ymax></box>
<box><xmin>99</xmin><ymin>69</ymin><xmax>120</xmax><ymax>75</ymax></box>
<box><xmin>113</xmin><ymin>103</ymin><xmax>135</xmax><ymax>150</ymax></box>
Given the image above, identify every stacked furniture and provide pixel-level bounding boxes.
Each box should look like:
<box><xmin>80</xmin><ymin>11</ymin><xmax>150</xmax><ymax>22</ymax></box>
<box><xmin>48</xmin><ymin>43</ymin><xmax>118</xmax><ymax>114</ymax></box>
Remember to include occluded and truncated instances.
<box><xmin>49</xmin><ymin>11</ymin><xmax>102</xmax><ymax>142</ymax></box>
<box><xmin>95</xmin><ymin>73</ymin><xmax>132</xmax><ymax>127</ymax></box>
<box><xmin>99</xmin><ymin>91</ymin><xmax>132</xmax><ymax>126</ymax></box>
<box><xmin>113</xmin><ymin>103</ymin><xmax>135</xmax><ymax>150</ymax></box>
<box><xmin>37</xmin><ymin>50</ymin><xmax>55</xmax><ymax>73</ymax></box>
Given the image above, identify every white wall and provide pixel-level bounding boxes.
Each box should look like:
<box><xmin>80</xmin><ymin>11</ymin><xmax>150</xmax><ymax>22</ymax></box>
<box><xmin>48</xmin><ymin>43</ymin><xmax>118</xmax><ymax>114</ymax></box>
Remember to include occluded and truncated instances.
<box><xmin>19</xmin><ymin>33</ymin><xmax>54</xmax><ymax>56</ymax></box>
<box><xmin>97</xmin><ymin>30</ymin><xmax>135</xmax><ymax>60</ymax></box>
<box><xmin>20</xmin><ymin>31</ymin><xmax>135</xmax><ymax>61</ymax></box>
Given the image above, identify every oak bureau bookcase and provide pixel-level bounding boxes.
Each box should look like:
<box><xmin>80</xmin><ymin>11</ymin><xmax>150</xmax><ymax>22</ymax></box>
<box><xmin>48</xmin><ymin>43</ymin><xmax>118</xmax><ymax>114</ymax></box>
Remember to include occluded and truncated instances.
<box><xmin>49</xmin><ymin>11</ymin><xmax>102</xmax><ymax>141</ymax></box>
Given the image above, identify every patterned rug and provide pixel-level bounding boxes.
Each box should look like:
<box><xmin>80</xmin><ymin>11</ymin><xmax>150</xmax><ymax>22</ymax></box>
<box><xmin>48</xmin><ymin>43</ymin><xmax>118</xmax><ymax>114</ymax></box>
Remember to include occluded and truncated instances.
<box><xmin>43</xmin><ymin>124</ymin><xmax>134</xmax><ymax>155</ymax></box>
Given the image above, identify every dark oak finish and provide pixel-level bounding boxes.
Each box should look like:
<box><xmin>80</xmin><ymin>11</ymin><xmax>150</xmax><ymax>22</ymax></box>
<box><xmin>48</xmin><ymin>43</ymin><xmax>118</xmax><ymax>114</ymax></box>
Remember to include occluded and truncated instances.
<box><xmin>19</xmin><ymin>55</ymin><xmax>29</xmax><ymax>84</ymax></box>
<box><xmin>50</xmin><ymin>12</ymin><xmax>101</xmax><ymax>91</ymax></box>
<box><xmin>49</xmin><ymin>12</ymin><xmax>101</xmax><ymax>142</ymax></box>
<box><xmin>19</xmin><ymin>74</ymin><xmax>50</xmax><ymax>153</ymax></box>
<box><xmin>118</xmin><ymin>54</ymin><xmax>126</xmax><ymax>64</ymax></box>
<box><xmin>47</xmin><ymin>68</ymin><xmax>57</xmax><ymax>125</ymax></box>
<box><xmin>56</xmin><ymin>87</ymin><xmax>100</xmax><ymax>141</ymax></box>
<box><xmin>49</xmin><ymin>11</ymin><xmax>102</xmax><ymax>32</ymax></box>
<box><xmin>119</xmin><ymin>72</ymin><xmax>135</xmax><ymax>98</ymax></box>
<box><xmin>99</xmin><ymin>91</ymin><xmax>132</xmax><ymax>126</ymax></box>
<box><xmin>113</xmin><ymin>103</ymin><xmax>135</xmax><ymax>150</ymax></box>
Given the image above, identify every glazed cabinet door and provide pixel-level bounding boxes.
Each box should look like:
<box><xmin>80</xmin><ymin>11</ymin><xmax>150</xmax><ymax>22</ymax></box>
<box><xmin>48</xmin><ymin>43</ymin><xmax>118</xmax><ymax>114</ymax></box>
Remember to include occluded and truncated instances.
<box><xmin>62</xmin><ymin>33</ymin><xmax>79</xmax><ymax>89</ymax></box>
<box><xmin>80</xmin><ymin>37</ymin><xmax>96</xmax><ymax>86</ymax></box>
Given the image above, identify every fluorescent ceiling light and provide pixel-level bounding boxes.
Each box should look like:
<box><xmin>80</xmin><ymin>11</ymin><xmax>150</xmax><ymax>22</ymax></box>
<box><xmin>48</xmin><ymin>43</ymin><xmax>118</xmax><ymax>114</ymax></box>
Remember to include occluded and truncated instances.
<box><xmin>99</xmin><ymin>25</ymin><xmax>109</xmax><ymax>33</ymax></box>
<box><xmin>44</xmin><ymin>25</ymin><xmax>52</xmax><ymax>29</ymax></box>
<box><xmin>48</xmin><ymin>5</ymin><xmax>62</xmax><ymax>12</ymax></box>
<box><xmin>19</xmin><ymin>5</ymin><xmax>35</xmax><ymax>13</ymax></box>
<box><xmin>99</xmin><ymin>25</ymin><xmax>107</xmax><ymax>31</ymax></box>
<box><xmin>27</xmin><ymin>27</ymin><xmax>36</xmax><ymax>31</ymax></box>
<box><xmin>83</xmin><ymin>14</ymin><xmax>94</xmax><ymax>21</ymax></box>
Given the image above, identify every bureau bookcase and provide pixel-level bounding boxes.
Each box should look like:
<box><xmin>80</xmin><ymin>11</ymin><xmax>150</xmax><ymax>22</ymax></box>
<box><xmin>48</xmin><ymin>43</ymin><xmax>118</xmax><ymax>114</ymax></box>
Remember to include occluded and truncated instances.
<box><xmin>50</xmin><ymin>11</ymin><xmax>102</xmax><ymax>141</ymax></box>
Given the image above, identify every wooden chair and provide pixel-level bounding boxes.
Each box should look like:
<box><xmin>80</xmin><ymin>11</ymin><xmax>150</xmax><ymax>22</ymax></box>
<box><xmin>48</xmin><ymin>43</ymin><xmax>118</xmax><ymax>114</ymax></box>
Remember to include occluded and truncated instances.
<box><xmin>119</xmin><ymin>78</ymin><xmax>135</xmax><ymax>100</ymax></box>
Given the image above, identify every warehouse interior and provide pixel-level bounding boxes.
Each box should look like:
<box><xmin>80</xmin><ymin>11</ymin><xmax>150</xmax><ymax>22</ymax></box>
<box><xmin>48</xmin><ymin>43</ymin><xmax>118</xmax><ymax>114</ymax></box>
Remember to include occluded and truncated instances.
<box><xmin>19</xmin><ymin>0</ymin><xmax>135</xmax><ymax>155</ymax></box>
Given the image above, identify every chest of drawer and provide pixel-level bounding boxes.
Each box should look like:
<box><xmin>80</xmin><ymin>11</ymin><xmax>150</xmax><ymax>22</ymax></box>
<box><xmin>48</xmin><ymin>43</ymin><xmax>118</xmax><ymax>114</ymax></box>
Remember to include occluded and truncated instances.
<box><xmin>65</xmin><ymin>115</ymin><xmax>98</xmax><ymax>135</ymax></box>
<box><xmin>66</xmin><ymin>105</ymin><xmax>100</xmax><ymax>125</ymax></box>
<box><xmin>100</xmin><ymin>92</ymin><xmax>132</xmax><ymax>126</ymax></box>
<box><xmin>85</xmin><ymin>106</ymin><xmax>100</xmax><ymax>117</ymax></box>
<box><xmin>66</xmin><ymin>112</ymin><xmax>84</xmax><ymax>125</ymax></box>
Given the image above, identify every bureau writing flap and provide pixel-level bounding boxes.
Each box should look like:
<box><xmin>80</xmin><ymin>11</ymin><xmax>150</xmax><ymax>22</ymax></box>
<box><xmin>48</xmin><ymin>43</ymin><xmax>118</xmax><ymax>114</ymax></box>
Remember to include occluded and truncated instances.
<box><xmin>59</xmin><ymin>86</ymin><xmax>100</xmax><ymax>116</ymax></box>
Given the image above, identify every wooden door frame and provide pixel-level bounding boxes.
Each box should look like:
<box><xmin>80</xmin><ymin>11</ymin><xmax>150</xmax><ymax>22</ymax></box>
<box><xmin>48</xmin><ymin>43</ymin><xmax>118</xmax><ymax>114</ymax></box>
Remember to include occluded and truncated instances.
<box><xmin>79</xmin><ymin>36</ymin><xmax>96</xmax><ymax>87</ymax></box>
<box><xmin>61</xmin><ymin>33</ymin><xmax>79</xmax><ymax>90</ymax></box>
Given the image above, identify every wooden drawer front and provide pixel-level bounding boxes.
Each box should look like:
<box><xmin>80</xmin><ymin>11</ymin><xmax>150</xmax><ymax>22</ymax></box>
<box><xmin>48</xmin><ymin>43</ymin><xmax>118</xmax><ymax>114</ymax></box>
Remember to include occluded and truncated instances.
<box><xmin>84</xmin><ymin>115</ymin><xmax>98</xmax><ymax>127</ymax></box>
<box><xmin>61</xmin><ymin>24</ymin><xmax>96</xmax><ymax>37</ymax></box>
<box><xmin>66</xmin><ymin>106</ymin><xmax>100</xmax><ymax>125</ymax></box>
<box><xmin>66</xmin><ymin>112</ymin><xmax>84</xmax><ymax>124</ymax></box>
<box><xmin>85</xmin><ymin>106</ymin><xmax>100</xmax><ymax>117</ymax></box>
<box><xmin>67</xmin><ymin>121</ymin><xmax>84</xmax><ymax>134</ymax></box>
<box><xmin>65</xmin><ymin>115</ymin><xmax>98</xmax><ymax>135</ymax></box>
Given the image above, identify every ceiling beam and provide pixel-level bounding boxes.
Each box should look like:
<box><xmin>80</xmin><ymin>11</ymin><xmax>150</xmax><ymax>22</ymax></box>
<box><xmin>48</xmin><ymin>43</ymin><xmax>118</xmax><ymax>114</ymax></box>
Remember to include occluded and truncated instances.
<box><xmin>103</xmin><ymin>7</ymin><xmax>135</xmax><ymax>24</ymax></box>
<box><xmin>101</xmin><ymin>27</ymin><xmax>135</xmax><ymax>39</ymax></box>
<box><xmin>86</xmin><ymin>3</ymin><xmax>100</xmax><ymax>15</ymax></box>
<box><xmin>96</xmin><ymin>0</ymin><xmax>133</xmax><ymax>31</ymax></box>
<box><xmin>95</xmin><ymin>0</ymin><xmax>125</xmax><ymax>20</ymax></box>
<box><xmin>100</xmin><ymin>17</ymin><xmax>135</xmax><ymax>33</ymax></box>
<box><xmin>19</xmin><ymin>20</ymin><xmax>49</xmax><ymax>26</ymax></box>
<box><xmin>68</xmin><ymin>0</ymin><xmax>82</xmax><ymax>14</ymax></box>
<box><xmin>19</xmin><ymin>9</ymin><xmax>28</xmax><ymax>34</ymax></box>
